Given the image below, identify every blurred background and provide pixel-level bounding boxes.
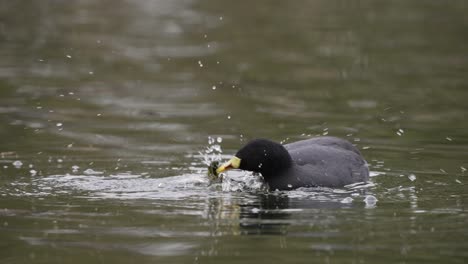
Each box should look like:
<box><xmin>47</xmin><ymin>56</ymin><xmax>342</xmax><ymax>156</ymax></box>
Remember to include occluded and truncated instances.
<box><xmin>1</xmin><ymin>1</ymin><xmax>467</xmax><ymax>263</ymax></box>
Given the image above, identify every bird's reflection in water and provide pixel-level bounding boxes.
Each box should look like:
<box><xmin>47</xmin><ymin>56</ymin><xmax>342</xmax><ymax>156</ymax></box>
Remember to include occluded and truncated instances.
<box><xmin>238</xmin><ymin>193</ymin><xmax>291</xmax><ymax>235</ymax></box>
<box><xmin>197</xmin><ymin>191</ymin><xmax>360</xmax><ymax>257</ymax></box>
<box><xmin>203</xmin><ymin>190</ymin><xmax>358</xmax><ymax>236</ymax></box>
<box><xmin>239</xmin><ymin>193</ymin><xmax>356</xmax><ymax>235</ymax></box>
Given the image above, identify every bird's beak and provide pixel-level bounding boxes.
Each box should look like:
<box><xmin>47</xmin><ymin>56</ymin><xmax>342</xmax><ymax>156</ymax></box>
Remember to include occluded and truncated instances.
<box><xmin>216</xmin><ymin>156</ymin><xmax>241</xmax><ymax>175</ymax></box>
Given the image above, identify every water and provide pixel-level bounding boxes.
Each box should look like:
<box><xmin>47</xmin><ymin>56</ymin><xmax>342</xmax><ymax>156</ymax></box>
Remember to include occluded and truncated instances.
<box><xmin>1</xmin><ymin>0</ymin><xmax>468</xmax><ymax>263</ymax></box>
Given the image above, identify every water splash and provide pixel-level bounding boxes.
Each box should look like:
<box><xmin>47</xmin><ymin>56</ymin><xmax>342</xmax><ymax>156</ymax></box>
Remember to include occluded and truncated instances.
<box><xmin>220</xmin><ymin>170</ymin><xmax>268</xmax><ymax>192</ymax></box>
<box><xmin>199</xmin><ymin>136</ymin><xmax>224</xmax><ymax>166</ymax></box>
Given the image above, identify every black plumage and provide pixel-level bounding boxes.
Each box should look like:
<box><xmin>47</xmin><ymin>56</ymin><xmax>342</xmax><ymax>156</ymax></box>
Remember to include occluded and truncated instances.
<box><xmin>232</xmin><ymin>137</ymin><xmax>369</xmax><ymax>190</ymax></box>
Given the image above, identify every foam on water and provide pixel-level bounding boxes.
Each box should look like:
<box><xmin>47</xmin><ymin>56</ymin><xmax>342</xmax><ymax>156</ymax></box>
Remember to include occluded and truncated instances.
<box><xmin>34</xmin><ymin>173</ymin><xmax>209</xmax><ymax>200</ymax></box>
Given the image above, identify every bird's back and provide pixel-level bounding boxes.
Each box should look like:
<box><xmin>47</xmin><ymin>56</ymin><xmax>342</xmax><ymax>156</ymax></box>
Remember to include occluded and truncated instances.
<box><xmin>274</xmin><ymin>137</ymin><xmax>369</xmax><ymax>188</ymax></box>
<box><xmin>284</xmin><ymin>136</ymin><xmax>362</xmax><ymax>155</ymax></box>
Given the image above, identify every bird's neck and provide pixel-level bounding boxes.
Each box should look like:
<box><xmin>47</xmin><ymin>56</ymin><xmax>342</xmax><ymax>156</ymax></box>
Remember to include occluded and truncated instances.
<box><xmin>261</xmin><ymin>156</ymin><xmax>293</xmax><ymax>180</ymax></box>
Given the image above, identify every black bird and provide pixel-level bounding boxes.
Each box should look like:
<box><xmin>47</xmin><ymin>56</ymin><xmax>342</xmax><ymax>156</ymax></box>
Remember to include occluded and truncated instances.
<box><xmin>216</xmin><ymin>137</ymin><xmax>369</xmax><ymax>190</ymax></box>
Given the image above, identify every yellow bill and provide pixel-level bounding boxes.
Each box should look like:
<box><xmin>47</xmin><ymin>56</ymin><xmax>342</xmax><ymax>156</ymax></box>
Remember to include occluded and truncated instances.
<box><xmin>216</xmin><ymin>156</ymin><xmax>241</xmax><ymax>175</ymax></box>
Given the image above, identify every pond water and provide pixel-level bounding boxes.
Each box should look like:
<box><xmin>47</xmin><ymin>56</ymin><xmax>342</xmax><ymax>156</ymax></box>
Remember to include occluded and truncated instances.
<box><xmin>1</xmin><ymin>1</ymin><xmax>468</xmax><ymax>263</ymax></box>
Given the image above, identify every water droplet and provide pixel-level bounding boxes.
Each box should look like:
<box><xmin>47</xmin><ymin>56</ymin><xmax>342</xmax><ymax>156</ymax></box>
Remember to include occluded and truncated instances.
<box><xmin>66</xmin><ymin>55</ymin><xmax>72</xmax><ymax>59</ymax></box>
<box><xmin>227</xmin><ymin>115</ymin><xmax>231</xmax><ymax>119</ymax></box>
<box><xmin>30</xmin><ymin>169</ymin><xmax>37</xmax><ymax>176</ymax></box>
<box><xmin>208</xmin><ymin>136</ymin><xmax>214</xmax><ymax>145</ymax></box>
<box><xmin>198</xmin><ymin>60</ymin><xmax>203</xmax><ymax>67</ymax></box>
<box><xmin>216</xmin><ymin>137</ymin><xmax>222</xmax><ymax>143</ymax></box>
<box><xmin>212</xmin><ymin>85</ymin><xmax>216</xmax><ymax>90</ymax></box>
<box><xmin>72</xmin><ymin>165</ymin><xmax>79</xmax><ymax>173</ymax></box>
<box><xmin>340</xmin><ymin>197</ymin><xmax>353</xmax><ymax>204</ymax></box>
<box><xmin>364</xmin><ymin>195</ymin><xmax>378</xmax><ymax>207</ymax></box>
<box><xmin>12</xmin><ymin>160</ymin><xmax>23</xmax><ymax>168</ymax></box>
<box><xmin>83</xmin><ymin>168</ymin><xmax>103</xmax><ymax>175</ymax></box>
<box><xmin>56</xmin><ymin>123</ymin><xmax>63</xmax><ymax>127</ymax></box>
<box><xmin>57</xmin><ymin>159</ymin><xmax>63</xmax><ymax>163</ymax></box>
<box><xmin>408</xmin><ymin>174</ymin><xmax>416</xmax><ymax>181</ymax></box>
<box><xmin>396</xmin><ymin>128</ymin><xmax>404</xmax><ymax>136</ymax></box>
<box><xmin>212</xmin><ymin>145</ymin><xmax>221</xmax><ymax>152</ymax></box>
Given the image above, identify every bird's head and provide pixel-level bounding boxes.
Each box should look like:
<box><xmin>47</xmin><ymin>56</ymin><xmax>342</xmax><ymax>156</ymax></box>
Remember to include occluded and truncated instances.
<box><xmin>216</xmin><ymin>139</ymin><xmax>292</xmax><ymax>179</ymax></box>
